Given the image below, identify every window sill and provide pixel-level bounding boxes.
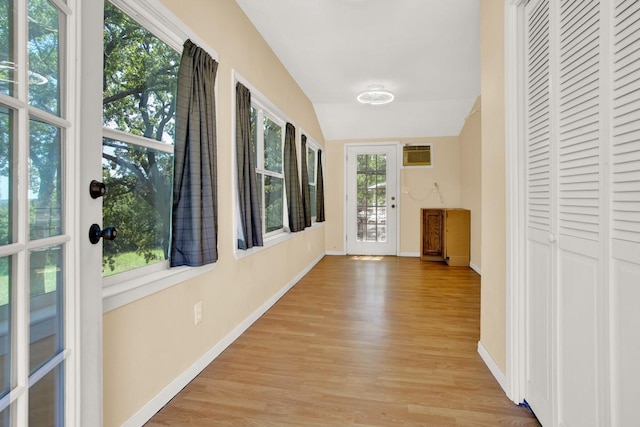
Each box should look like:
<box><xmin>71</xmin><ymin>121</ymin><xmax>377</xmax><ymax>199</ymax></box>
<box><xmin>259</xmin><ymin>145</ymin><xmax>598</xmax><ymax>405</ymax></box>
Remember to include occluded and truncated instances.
<box><xmin>102</xmin><ymin>263</ymin><xmax>216</xmax><ymax>312</ymax></box>
<box><xmin>234</xmin><ymin>222</ymin><xmax>324</xmax><ymax>260</ymax></box>
<box><xmin>234</xmin><ymin>230</ymin><xmax>293</xmax><ymax>260</ymax></box>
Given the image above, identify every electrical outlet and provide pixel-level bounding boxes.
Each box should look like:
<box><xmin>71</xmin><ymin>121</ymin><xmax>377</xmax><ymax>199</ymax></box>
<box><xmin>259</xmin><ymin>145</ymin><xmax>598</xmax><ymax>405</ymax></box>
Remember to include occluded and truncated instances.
<box><xmin>194</xmin><ymin>301</ymin><xmax>202</xmax><ymax>325</ymax></box>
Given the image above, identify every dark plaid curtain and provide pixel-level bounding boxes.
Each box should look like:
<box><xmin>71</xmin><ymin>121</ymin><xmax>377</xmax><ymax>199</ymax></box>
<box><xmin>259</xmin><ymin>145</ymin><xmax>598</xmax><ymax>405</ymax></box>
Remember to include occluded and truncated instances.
<box><xmin>236</xmin><ymin>82</ymin><xmax>263</xmax><ymax>249</ymax></box>
<box><xmin>171</xmin><ymin>40</ymin><xmax>218</xmax><ymax>267</ymax></box>
<box><xmin>316</xmin><ymin>149</ymin><xmax>325</xmax><ymax>222</ymax></box>
<box><xmin>300</xmin><ymin>135</ymin><xmax>312</xmax><ymax>227</ymax></box>
<box><xmin>284</xmin><ymin>123</ymin><xmax>305</xmax><ymax>232</ymax></box>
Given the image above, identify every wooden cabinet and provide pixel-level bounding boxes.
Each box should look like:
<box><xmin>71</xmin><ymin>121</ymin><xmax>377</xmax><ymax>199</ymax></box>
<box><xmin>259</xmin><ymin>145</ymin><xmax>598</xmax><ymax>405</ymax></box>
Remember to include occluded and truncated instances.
<box><xmin>421</xmin><ymin>208</ymin><xmax>470</xmax><ymax>266</ymax></box>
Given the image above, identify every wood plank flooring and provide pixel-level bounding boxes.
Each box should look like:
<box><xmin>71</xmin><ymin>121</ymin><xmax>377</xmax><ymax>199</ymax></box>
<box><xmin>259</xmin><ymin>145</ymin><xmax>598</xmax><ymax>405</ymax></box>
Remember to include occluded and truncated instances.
<box><xmin>146</xmin><ymin>256</ymin><xmax>540</xmax><ymax>426</ymax></box>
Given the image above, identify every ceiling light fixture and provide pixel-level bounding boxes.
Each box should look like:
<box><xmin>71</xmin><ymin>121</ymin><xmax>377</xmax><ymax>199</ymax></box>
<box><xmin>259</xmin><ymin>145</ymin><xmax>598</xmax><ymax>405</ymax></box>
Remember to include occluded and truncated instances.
<box><xmin>357</xmin><ymin>85</ymin><xmax>394</xmax><ymax>105</ymax></box>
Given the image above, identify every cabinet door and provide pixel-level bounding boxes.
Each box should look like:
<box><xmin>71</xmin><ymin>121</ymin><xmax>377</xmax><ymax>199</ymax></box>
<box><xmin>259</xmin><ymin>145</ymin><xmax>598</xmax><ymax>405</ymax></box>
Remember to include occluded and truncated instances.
<box><xmin>421</xmin><ymin>210</ymin><xmax>443</xmax><ymax>258</ymax></box>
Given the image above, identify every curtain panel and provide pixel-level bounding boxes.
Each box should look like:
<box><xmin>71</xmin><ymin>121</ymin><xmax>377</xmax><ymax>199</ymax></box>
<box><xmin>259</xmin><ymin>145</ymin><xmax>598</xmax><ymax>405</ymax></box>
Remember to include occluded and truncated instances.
<box><xmin>235</xmin><ymin>82</ymin><xmax>264</xmax><ymax>249</ymax></box>
<box><xmin>284</xmin><ymin>123</ymin><xmax>306</xmax><ymax>232</ymax></box>
<box><xmin>316</xmin><ymin>149</ymin><xmax>325</xmax><ymax>222</ymax></box>
<box><xmin>171</xmin><ymin>39</ymin><xmax>219</xmax><ymax>267</ymax></box>
<box><xmin>300</xmin><ymin>135</ymin><xmax>312</xmax><ymax>227</ymax></box>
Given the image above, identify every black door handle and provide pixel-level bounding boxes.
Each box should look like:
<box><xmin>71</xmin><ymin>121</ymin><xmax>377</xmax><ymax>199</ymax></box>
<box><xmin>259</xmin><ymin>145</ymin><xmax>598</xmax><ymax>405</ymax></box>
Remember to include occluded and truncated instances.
<box><xmin>89</xmin><ymin>224</ymin><xmax>117</xmax><ymax>244</ymax></box>
<box><xmin>89</xmin><ymin>180</ymin><xmax>106</xmax><ymax>199</ymax></box>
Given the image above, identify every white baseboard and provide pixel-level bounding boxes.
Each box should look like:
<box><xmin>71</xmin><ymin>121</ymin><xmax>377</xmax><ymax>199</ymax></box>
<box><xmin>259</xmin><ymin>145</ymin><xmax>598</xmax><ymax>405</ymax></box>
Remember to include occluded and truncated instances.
<box><xmin>470</xmin><ymin>262</ymin><xmax>481</xmax><ymax>275</ymax></box>
<box><xmin>478</xmin><ymin>340</ymin><xmax>508</xmax><ymax>395</ymax></box>
<box><xmin>123</xmin><ymin>253</ymin><xmax>325</xmax><ymax>427</ymax></box>
<box><xmin>399</xmin><ymin>252</ymin><xmax>420</xmax><ymax>257</ymax></box>
<box><xmin>325</xmin><ymin>250</ymin><xmax>346</xmax><ymax>256</ymax></box>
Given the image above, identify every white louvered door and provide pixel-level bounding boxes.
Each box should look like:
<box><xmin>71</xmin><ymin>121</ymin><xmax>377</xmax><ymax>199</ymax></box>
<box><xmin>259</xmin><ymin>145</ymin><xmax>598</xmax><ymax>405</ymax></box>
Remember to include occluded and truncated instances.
<box><xmin>524</xmin><ymin>1</ymin><xmax>555</xmax><ymax>425</ymax></box>
<box><xmin>611</xmin><ymin>1</ymin><xmax>640</xmax><ymax>426</ymax></box>
<box><xmin>521</xmin><ymin>0</ymin><xmax>640</xmax><ymax>425</ymax></box>
<box><xmin>556</xmin><ymin>0</ymin><xmax>604</xmax><ymax>425</ymax></box>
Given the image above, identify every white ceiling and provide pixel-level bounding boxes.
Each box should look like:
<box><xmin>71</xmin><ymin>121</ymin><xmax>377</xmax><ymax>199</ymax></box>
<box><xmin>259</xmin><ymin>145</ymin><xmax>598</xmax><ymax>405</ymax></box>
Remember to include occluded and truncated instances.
<box><xmin>234</xmin><ymin>0</ymin><xmax>481</xmax><ymax>141</ymax></box>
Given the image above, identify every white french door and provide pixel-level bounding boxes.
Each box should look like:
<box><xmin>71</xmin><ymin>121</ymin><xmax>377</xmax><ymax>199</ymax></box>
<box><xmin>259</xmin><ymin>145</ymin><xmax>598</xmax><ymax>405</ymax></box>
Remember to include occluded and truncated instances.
<box><xmin>0</xmin><ymin>0</ymin><xmax>103</xmax><ymax>425</ymax></box>
<box><xmin>345</xmin><ymin>144</ymin><xmax>398</xmax><ymax>255</ymax></box>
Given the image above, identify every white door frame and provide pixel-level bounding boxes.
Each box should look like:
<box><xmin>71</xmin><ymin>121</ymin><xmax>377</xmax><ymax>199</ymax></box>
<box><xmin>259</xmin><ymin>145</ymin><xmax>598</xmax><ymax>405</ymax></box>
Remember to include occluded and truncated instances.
<box><xmin>76</xmin><ymin>0</ymin><xmax>104</xmax><ymax>424</ymax></box>
<box><xmin>505</xmin><ymin>0</ymin><xmax>528</xmax><ymax>406</ymax></box>
<box><xmin>343</xmin><ymin>142</ymin><xmax>401</xmax><ymax>256</ymax></box>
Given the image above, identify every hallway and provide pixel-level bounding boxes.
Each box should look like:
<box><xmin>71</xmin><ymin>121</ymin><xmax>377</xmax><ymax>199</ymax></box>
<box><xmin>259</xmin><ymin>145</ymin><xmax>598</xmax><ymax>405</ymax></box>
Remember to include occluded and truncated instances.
<box><xmin>146</xmin><ymin>256</ymin><xmax>539</xmax><ymax>426</ymax></box>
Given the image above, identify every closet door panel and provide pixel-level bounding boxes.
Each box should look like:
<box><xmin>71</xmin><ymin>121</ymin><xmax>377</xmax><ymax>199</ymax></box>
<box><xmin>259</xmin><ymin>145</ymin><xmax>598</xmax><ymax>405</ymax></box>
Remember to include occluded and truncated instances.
<box><xmin>557</xmin><ymin>0</ymin><xmax>602</xmax><ymax>425</ymax></box>
<box><xmin>611</xmin><ymin>0</ymin><xmax>640</xmax><ymax>424</ymax></box>
<box><xmin>557</xmin><ymin>250</ymin><xmax>598</xmax><ymax>426</ymax></box>
<box><xmin>611</xmin><ymin>262</ymin><xmax>640</xmax><ymax>427</ymax></box>
<box><xmin>524</xmin><ymin>0</ymin><xmax>554</xmax><ymax>425</ymax></box>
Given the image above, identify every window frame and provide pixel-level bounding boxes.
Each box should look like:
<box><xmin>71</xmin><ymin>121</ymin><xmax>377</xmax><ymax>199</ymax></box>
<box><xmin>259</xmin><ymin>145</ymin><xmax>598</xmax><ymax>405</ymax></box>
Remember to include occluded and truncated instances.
<box><xmin>233</xmin><ymin>73</ymin><xmax>301</xmax><ymax>259</ymax></box>
<box><xmin>303</xmin><ymin>133</ymin><xmax>320</xmax><ymax>223</ymax></box>
<box><xmin>101</xmin><ymin>0</ymin><xmax>219</xmax><ymax>312</ymax></box>
<box><xmin>251</xmin><ymin>100</ymin><xmax>287</xmax><ymax>238</ymax></box>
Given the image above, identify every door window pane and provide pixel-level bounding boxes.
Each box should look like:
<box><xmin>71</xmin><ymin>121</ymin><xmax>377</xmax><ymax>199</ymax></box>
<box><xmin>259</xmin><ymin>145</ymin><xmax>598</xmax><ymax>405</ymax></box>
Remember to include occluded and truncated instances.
<box><xmin>0</xmin><ymin>107</ymin><xmax>12</xmax><ymax>245</ymax></box>
<box><xmin>28</xmin><ymin>0</ymin><xmax>61</xmax><ymax>116</ymax></box>
<box><xmin>29</xmin><ymin>119</ymin><xmax>61</xmax><ymax>240</ymax></box>
<box><xmin>0</xmin><ymin>256</ymin><xmax>10</xmax><ymax>398</ymax></box>
<box><xmin>0</xmin><ymin>0</ymin><xmax>13</xmax><ymax>96</ymax></box>
<box><xmin>356</xmin><ymin>154</ymin><xmax>387</xmax><ymax>242</ymax></box>
<box><xmin>29</xmin><ymin>246</ymin><xmax>63</xmax><ymax>374</ymax></box>
<box><xmin>102</xmin><ymin>138</ymin><xmax>172</xmax><ymax>276</ymax></box>
<box><xmin>28</xmin><ymin>363</ymin><xmax>63</xmax><ymax>427</ymax></box>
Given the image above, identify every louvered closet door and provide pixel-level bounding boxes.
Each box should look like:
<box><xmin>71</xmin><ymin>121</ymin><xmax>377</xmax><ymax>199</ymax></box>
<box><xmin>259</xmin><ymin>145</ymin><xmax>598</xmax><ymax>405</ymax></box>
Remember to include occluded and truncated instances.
<box><xmin>524</xmin><ymin>1</ymin><xmax>555</xmax><ymax>425</ymax></box>
<box><xmin>611</xmin><ymin>1</ymin><xmax>640</xmax><ymax>425</ymax></box>
<box><xmin>556</xmin><ymin>0</ymin><xmax>604</xmax><ymax>425</ymax></box>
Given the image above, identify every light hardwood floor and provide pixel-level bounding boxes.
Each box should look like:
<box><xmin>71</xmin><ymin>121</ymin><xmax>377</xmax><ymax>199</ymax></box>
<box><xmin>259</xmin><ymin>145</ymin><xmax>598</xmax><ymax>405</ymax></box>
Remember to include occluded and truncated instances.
<box><xmin>146</xmin><ymin>256</ymin><xmax>540</xmax><ymax>426</ymax></box>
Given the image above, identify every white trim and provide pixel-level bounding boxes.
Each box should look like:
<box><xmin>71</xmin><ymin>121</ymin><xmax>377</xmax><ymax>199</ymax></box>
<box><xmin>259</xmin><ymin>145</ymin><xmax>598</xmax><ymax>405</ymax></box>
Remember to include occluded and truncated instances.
<box><xmin>399</xmin><ymin>252</ymin><xmax>420</xmax><ymax>257</ymax></box>
<box><xmin>28</xmin><ymin>106</ymin><xmax>72</xmax><ymax>128</ymax></box>
<box><xmin>121</xmin><ymin>253</ymin><xmax>325</xmax><ymax>427</ymax></box>
<box><xmin>478</xmin><ymin>341</ymin><xmax>508</xmax><ymax>394</ymax></box>
<box><xmin>28</xmin><ymin>349</ymin><xmax>69</xmax><ymax>387</ymax></box>
<box><xmin>77</xmin><ymin>0</ymin><xmax>105</xmax><ymax>422</ymax></box>
<box><xmin>102</xmin><ymin>128</ymin><xmax>174</xmax><ymax>154</ymax></box>
<box><xmin>469</xmin><ymin>262</ymin><xmax>482</xmax><ymax>275</ymax></box>
<box><xmin>505</xmin><ymin>0</ymin><xmax>527</xmax><ymax>406</ymax></box>
<box><xmin>233</xmin><ymin>71</ymin><xmax>292</xmax><ymax>126</ymax></box>
<box><xmin>49</xmin><ymin>0</ymin><xmax>72</xmax><ymax>16</ymax></box>
<box><xmin>234</xmin><ymin>223</ymin><xmax>326</xmax><ymax>261</ymax></box>
<box><xmin>108</xmin><ymin>0</ymin><xmax>218</xmax><ymax>59</ymax></box>
<box><xmin>102</xmin><ymin>263</ymin><xmax>216</xmax><ymax>312</ymax></box>
<box><xmin>326</xmin><ymin>250</ymin><xmax>347</xmax><ymax>256</ymax></box>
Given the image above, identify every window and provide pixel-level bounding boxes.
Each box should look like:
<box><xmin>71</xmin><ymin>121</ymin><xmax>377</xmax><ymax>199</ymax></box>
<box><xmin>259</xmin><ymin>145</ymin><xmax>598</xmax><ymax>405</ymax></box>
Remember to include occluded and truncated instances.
<box><xmin>102</xmin><ymin>1</ymin><xmax>180</xmax><ymax>277</ymax></box>
<box><xmin>305</xmin><ymin>137</ymin><xmax>319</xmax><ymax>221</ymax></box>
<box><xmin>250</xmin><ymin>104</ymin><xmax>286</xmax><ymax>236</ymax></box>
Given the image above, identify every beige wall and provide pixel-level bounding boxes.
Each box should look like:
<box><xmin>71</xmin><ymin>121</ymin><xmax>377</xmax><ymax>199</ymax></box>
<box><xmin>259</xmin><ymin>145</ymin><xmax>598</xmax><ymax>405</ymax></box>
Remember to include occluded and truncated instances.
<box><xmin>324</xmin><ymin>137</ymin><xmax>461</xmax><ymax>255</ymax></box>
<box><xmin>460</xmin><ymin>97</ymin><xmax>482</xmax><ymax>271</ymax></box>
<box><xmin>480</xmin><ymin>0</ymin><xmax>506</xmax><ymax>373</ymax></box>
<box><xmin>102</xmin><ymin>1</ymin><xmax>326</xmax><ymax>425</ymax></box>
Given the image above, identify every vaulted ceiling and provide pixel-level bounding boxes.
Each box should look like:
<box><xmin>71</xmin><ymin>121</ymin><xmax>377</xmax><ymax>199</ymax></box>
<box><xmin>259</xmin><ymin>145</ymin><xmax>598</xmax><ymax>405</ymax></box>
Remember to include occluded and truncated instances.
<box><xmin>234</xmin><ymin>0</ymin><xmax>481</xmax><ymax>141</ymax></box>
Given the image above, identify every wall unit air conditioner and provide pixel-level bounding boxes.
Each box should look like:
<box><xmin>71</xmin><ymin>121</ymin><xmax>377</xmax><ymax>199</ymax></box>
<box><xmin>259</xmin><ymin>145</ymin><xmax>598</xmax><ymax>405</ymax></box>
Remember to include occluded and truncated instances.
<box><xmin>403</xmin><ymin>145</ymin><xmax>431</xmax><ymax>167</ymax></box>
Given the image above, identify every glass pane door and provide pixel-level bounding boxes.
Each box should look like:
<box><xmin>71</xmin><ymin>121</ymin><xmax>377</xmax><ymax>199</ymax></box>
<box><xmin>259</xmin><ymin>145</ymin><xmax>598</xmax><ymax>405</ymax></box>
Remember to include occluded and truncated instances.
<box><xmin>0</xmin><ymin>0</ymin><xmax>74</xmax><ymax>424</ymax></box>
<box><xmin>346</xmin><ymin>145</ymin><xmax>397</xmax><ymax>256</ymax></box>
<box><xmin>356</xmin><ymin>153</ymin><xmax>387</xmax><ymax>243</ymax></box>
